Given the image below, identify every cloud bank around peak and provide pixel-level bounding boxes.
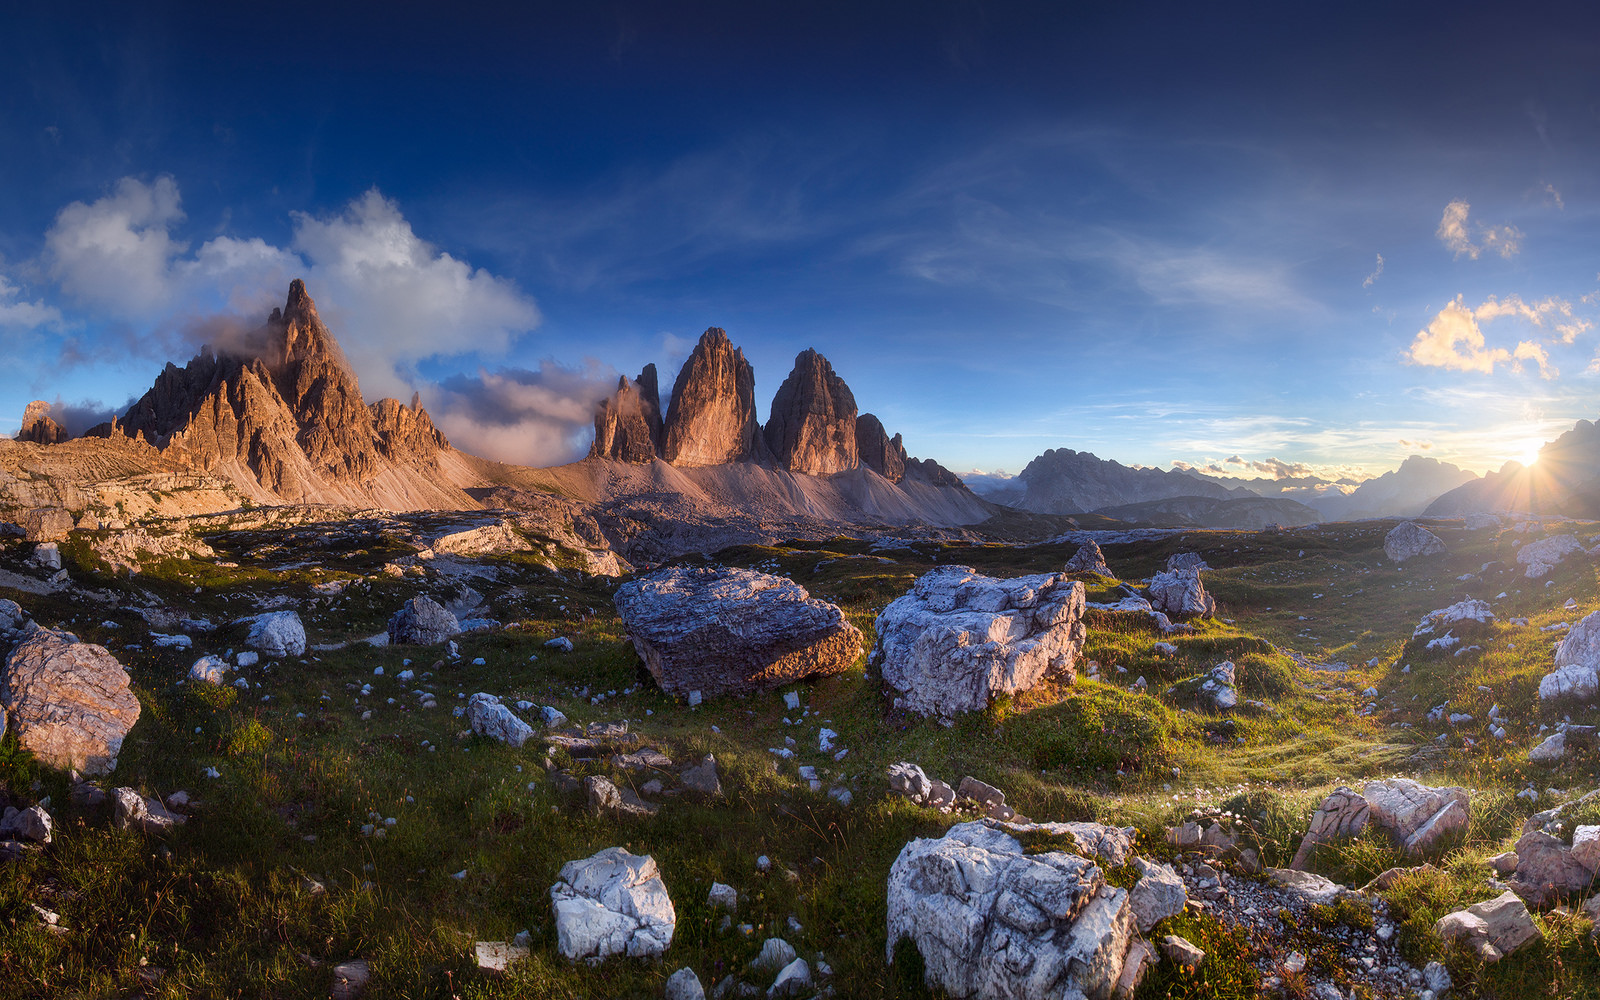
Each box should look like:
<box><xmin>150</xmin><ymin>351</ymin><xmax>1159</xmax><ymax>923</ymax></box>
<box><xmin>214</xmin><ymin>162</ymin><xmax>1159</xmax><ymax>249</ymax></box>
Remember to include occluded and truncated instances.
<box><xmin>39</xmin><ymin>177</ymin><xmax>541</xmax><ymax>399</ymax></box>
<box><xmin>424</xmin><ymin>360</ymin><xmax>618</xmax><ymax>467</ymax></box>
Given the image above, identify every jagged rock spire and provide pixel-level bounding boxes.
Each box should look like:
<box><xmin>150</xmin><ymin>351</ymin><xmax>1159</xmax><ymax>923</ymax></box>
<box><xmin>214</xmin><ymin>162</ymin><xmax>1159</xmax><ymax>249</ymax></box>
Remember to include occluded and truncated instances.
<box><xmin>661</xmin><ymin>328</ymin><xmax>766</xmax><ymax>466</ymax></box>
<box><xmin>765</xmin><ymin>349</ymin><xmax>859</xmax><ymax>475</ymax></box>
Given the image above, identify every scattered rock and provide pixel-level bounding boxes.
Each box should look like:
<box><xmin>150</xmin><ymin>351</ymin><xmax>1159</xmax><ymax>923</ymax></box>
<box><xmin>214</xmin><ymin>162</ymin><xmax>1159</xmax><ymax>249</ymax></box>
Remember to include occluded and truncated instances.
<box><xmin>872</xmin><ymin>565</ymin><xmax>1087</xmax><ymax>716</ymax></box>
<box><xmin>1434</xmin><ymin>890</ymin><xmax>1541</xmax><ymax>961</ymax></box>
<box><xmin>1160</xmin><ymin>934</ymin><xmax>1204</xmax><ymax>970</ymax></box>
<box><xmin>331</xmin><ymin>959</ymin><xmax>370</xmax><ymax>1000</ymax></box>
<box><xmin>1540</xmin><ymin>610</ymin><xmax>1600</xmax><ymax>702</ymax></box>
<box><xmin>1517</xmin><ymin>534</ymin><xmax>1586</xmax><ymax>578</ymax></box>
<box><xmin>1290</xmin><ymin>787</ymin><xmax>1370</xmax><ymax>869</ymax></box>
<box><xmin>387</xmin><ymin>596</ymin><xmax>461</xmax><ymax>645</ymax></box>
<box><xmin>708</xmin><ymin>882</ymin><xmax>738</xmax><ymax>912</ymax></box>
<box><xmin>1529</xmin><ymin>732</ymin><xmax>1567</xmax><ymax>764</ymax></box>
<box><xmin>615</xmin><ymin>565</ymin><xmax>862</xmax><ymax>698</ymax></box>
<box><xmin>768</xmin><ymin>958</ymin><xmax>812</xmax><ymax>998</ymax></box>
<box><xmin>886</xmin><ymin>821</ymin><xmax>1135</xmax><ymax>1000</ymax></box>
<box><xmin>466</xmin><ymin>693</ymin><xmax>534</xmax><ymax>747</ymax></box>
<box><xmin>1508</xmin><ymin>830</ymin><xmax>1596</xmax><ymax>905</ymax></box>
<box><xmin>112</xmin><ymin>787</ymin><xmax>186</xmax><ymax>834</ymax></box>
<box><xmin>245</xmin><ymin>610</ymin><xmax>306</xmax><ymax>658</ymax></box>
<box><xmin>550</xmin><ymin>847</ymin><xmax>676</xmax><ymax>960</ymax></box>
<box><xmin>1</xmin><ymin>626</ymin><xmax>140</xmax><ymax>775</ymax></box>
<box><xmin>665</xmin><ymin>966</ymin><xmax>707</xmax><ymax>1000</ymax></box>
<box><xmin>749</xmin><ymin>937</ymin><xmax>797</xmax><ymax>974</ymax></box>
<box><xmin>0</xmin><ymin>804</ymin><xmax>52</xmax><ymax>844</ymax></box>
<box><xmin>1166</xmin><ymin>553</ymin><xmax>1209</xmax><ymax>572</ymax></box>
<box><xmin>680</xmin><ymin>755</ymin><xmax>723</xmax><ymax>796</ymax></box>
<box><xmin>1129</xmin><ymin>857</ymin><xmax>1187</xmax><ymax>933</ymax></box>
<box><xmin>1266</xmin><ymin>868</ymin><xmax>1344</xmax><ymax>905</ymax></box>
<box><xmin>887</xmin><ymin>762</ymin><xmax>932</xmax><ymax>801</ymax></box>
<box><xmin>1384</xmin><ymin>521</ymin><xmax>1446</xmax><ymax>562</ymax></box>
<box><xmin>473</xmin><ymin>940</ymin><xmax>529</xmax><ymax>973</ymax></box>
<box><xmin>188</xmin><ymin>655</ymin><xmax>231</xmax><ymax>685</ymax></box>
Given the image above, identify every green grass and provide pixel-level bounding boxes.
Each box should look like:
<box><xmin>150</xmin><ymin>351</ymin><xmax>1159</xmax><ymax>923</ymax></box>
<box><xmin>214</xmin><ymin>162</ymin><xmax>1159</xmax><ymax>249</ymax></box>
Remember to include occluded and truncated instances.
<box><xmin>1</xmin><ymin>516</ymin><xmax>1598</xmax><ymax>997</ymax></box>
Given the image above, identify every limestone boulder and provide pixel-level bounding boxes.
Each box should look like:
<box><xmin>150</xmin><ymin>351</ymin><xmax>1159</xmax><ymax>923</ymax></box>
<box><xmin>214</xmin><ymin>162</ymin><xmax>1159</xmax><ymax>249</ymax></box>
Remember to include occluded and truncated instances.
<box><xmin>1434</xmin><ymin>891</ymin><xmax>1541</xmax><ymax>962</ymax></box>
<box><xmin>1540</xmin><ymin>610</ymin><xmax>1600</xmax><ymax>703</ymax></box>
<box><xmin>1517</xmin><ymin>534</ymin><xmax>1586</xmax><ymax>578</ymax></box>
<box><xmin>388</xmin><ymin>596</ymin><xmax>461</xmax><ymax>645</ymax></box>
<box><xmin>872</xmin><ymin>565</ymin><xmax>1086</xmax><ymax>717</ymax></box>
<box><xmin>1146</xmin><ymin>568</ymin><xmax>1214</xmax><ymax>621</ymax></box>
<box><xmin>1290</xmin><ymin>787</ymin><xmax>1371</xmax><ymax>869</ymax></box>
<box><xmin>550</xmin><ymin>847</ymin><xmax>676</xmax><ymax>960</ymax></box>
<box><xmin>886</xmin><ymin>821</ymin><xmax>1135</xmax><ymax>1000</ymax></box>
<box><xmin>245</xmin><ymin>610</ymin><xmax>306</xmax><ymax>659</ymax></box>
<box><xmin>1129</xmin><ymin>857</ymin><xmax>1186</xmax><ymax>933</ymax></box>
<box><xmin>188</xmin><ymin>655</ymin><xmax>231</xmax><ymax>685</ymax></box>
<box><xmin>1384</xmin><ymin>521</ymin><xmax>1446</xmax><ymax>562</ymax></box>
<box><xmin>1066</xmin><ymin>541</ymin><xmax>1113</xmax><ymax>577</ymax></box>
<box><xmin>112</xmin><ymin>787</ymin><xmax>186</xmax><ymax>835</ymax></box>
<box><xmin>467</xmin><ymin>693</ymin><xmax>534</xmax><ymax>747</ymax></box>
<box><xmin>1509</xmin><ymin>831</ymin><xmax>1597</xmax><ymax>906</ymax></box>
<box><xmin>19</xmin><ymin>508</ymin><xmax>74</xmax><ymax>543</ymax></box>
<box><xmin>614</xmin><ymin>565</ymin><xmax>862</xmax><ymax>698</ymax></box>
<box><xmin>1363</xmin><ymin>778</ymin><xmax>1469</xmax><ymax>856</ymax></box>
<box><xmin>1</xmin><ymin>627</ymin><xmax>140</xmax><ymax>775</ymax></box>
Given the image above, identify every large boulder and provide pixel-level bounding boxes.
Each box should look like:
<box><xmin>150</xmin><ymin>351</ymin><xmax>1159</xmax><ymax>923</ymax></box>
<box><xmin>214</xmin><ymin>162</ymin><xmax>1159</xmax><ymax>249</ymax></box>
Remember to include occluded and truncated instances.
<box><xmin>19</xmin><ymin>508</ymin><xmax>74</xmax><ymax>543</ymax></box>
<box><xmin>387</xmin><ymin>596</ymin><xmax>461</xmax><ymax>645</ymax></box>
<box><xmin>1509</xmin><ymin>830</ymin><xmax>1597</xmax><ymax>905</ymax></box>
<box><xmin>1146</xmin><ymin>567</ymin><xmax>1214</xmax><ymax>621</ymax></box>
<box><xmin>886</xmin><ymin>821</ymin><xmax>1135</xmax><ymax>1000</ymax></box>
<box><xmin>872</xmin><ymin>566</ymin><xmax>1087</xmax><ymax>716</ymax></box>
<box><xmin>1128</xmin><ymin>857</ymin><xmax>1186</xmax><ymax>933</ymax></box>
<box><xmin>1539</xmin><ymin>610</ymin><xmax>1600</xmax><ymax>703</ymax></box>
<box><xmin>1065</xmin><ymin>542</ymin><xmax>1112</xmax><ymax>577</ymax></box>
<box><xmin>614</xmin><ymin>565</ymin><xmax>862</xmax><ymax>698</ymax></box>
<box><xmin>550</xmin><ymin>847</ymin><xmax>676</xmax><ymax>960</ymax></box>
<box><xmin>1384</xmin><ymin>521</ymin><xmax>1446</xmax><ymax>562</ymax></box>
<box><xmin>245</xmin><ymin>610</ymin><xmax>306</xmax><ymax>659</ymax></box>
<box><xmin>1</xmin><ymin>627</ymin><xmax>140</xmax><ymax>775</ymax></box>
<box><xmin>1363</xmin><ymin>779</ymin><xmax>1469</xmax><ymax>856</ymax></box>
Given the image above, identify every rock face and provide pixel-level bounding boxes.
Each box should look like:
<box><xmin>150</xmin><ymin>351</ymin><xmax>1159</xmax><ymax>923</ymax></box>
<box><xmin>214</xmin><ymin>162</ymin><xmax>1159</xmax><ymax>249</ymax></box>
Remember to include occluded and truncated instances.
<box><xmin>660</xmin><ymin>328</ymin><xmax>766</xmax><ymax>467</ymax></box>
<box><xmin>1066</xmin><ymin>541</ymin><xmax>1113</xmax><ymax>577</ymax></box>
<box><xmin>550</xmin><ymin>847</ymin><xmax>676</xmax><ymax>960</ymax></box>
<box><xmin>872</xmin><ymin>566</ymin><xmax>1087</xmax><ymax>716</ymax></box>
<box><xmin>1383</xmin><ymin>521</ymin><xmax>1446</xmax><ymax>562</ymax></box>
<box><xmin>886</xmin><ymin>821</ymin><xmax>1135</xmax><ymax>1000</ymax></box>
<box><xmin>19</xmin><ymin>508</ymin><xmax>74</xmax><ymax>543</ymax></box>
<box><xmin>1539</xmin><ymin>609</ymin><xmax>1600</xmax><ymax>702</ymax></box>
<box><xmin>1</xmin><ymin>627</ymin><xmax>140</xmax><ymax>775</ymax></box>
<box><xmin>614</xmin><ymin>565</ymin><xmax>862</xmax><ymax>698</ymax></box>
<box><xmin>1146</xmin><ymin>567</ymin><xmax>1215</xmax><ymax>620</ymax></box>
<box><xmin>246</xmin><ymin>611</ymin><xmax>306</xmax><ymax>659</ymax></box>
<box><xmin>114</xmin><ymin>280</ymin><xmax>460</xmax><ymax>506</ymax></box>
<box><xmin>855</xmin><ymin>413</ymin><xmax>906</xmax><ymax>482</ymax></box>
<box><xmin>1362</xmin><ymin>779</ymin><xmax>1469</xmax><ymax>856</ymax></box>
<box><xmin>764</xmin><ymin>349</ymin><xmax>859</xmax><ymax>476</ymax></box>
<box><xmin>388</xmin><ymin>596</ymin><xmax>462</xmax><ymax>645</ymax></box>
<box><xmin>590</xmin><ymin>366</ymin><xmax>664</xmax><ymax>463</ymax></box>
<box><xmin>17</xmin><ymin>401</ymin><xmax>67</xmax><ymax>444</ymax></box>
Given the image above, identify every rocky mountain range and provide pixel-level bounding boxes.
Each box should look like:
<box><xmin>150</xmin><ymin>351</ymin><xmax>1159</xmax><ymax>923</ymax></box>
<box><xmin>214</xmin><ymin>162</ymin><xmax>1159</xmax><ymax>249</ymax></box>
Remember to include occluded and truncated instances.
<box><xmin>1426</xmin><ymin>418</ymin><xmax>1600</xmax><ymax>518</ymax></box>
<box><xmin>972</xmin><ymin>448</ymin><xmax>1250</xmax><ymax>515</ymax></box>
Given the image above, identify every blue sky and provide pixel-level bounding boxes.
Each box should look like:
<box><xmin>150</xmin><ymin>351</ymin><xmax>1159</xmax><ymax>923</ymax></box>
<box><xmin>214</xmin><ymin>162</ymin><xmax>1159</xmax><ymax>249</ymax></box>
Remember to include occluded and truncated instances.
<box><xmin>4</xmin><ymin>1</ymin><xmax>1599</xmax><ymax>480</ymax></box>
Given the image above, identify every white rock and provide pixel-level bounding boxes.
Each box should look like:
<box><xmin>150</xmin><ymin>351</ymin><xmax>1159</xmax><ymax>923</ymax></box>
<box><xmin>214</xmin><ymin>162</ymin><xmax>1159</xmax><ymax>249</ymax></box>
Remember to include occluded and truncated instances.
<box><xmin>1529</xmin><ymin>732</ymin><xmax>1567</xmax><ymax>763</ymax></box>
<box><xmin>1571</xmin><ymin>825</ymin><xmax>1600</xmax><ymax>874</ymax></box>
<box><xmin>188</xmin><ymin>655</ymin><xmax>231</xmax><ymax>685</ymax></box>
<box><xmin>750</xmin><ymin>937</ymin><xmax>797</xmax><ymax>973</ymax></box>
<box><xmin>549</xmin><ymin>847</ymin><xmax>675</xmax><ymax>960</ymax></box>
<box><xmin>2</xmin><ymin>627</ymin><xmax>140</xmax><ymax>775</ymax></box>
<box><xmin>1384</xmin><ymin>522</ymin><xmax>1446</xmax><ymax>562</ymax></box>
<box><xmin>473</xmin><ymin>940</ymin><xmax>529</xmax><ymax>972</ymax></box>
<box><xmin>768</xmin><ymin>958</ymin><xmax>812</xmax><ymax>998</ymax></box>
<box><xmin>708</xmin><ymin>882</ymin><xmax>738</xmax><ymax>912</ymax></box>
<box><xmin>1129</xmin><ymin>857</ymin><xmax>1186</xmax><ymax>933</ymax></box>
<box><xmin>1517</xmin><ymin>534</ymin><xmax>1586</xmax><ymax>578</ymax></box>
<box><xmin>1362</xmin><ymin>778</ymin><xmax>1470</xmax><ymax>855</ymax></box>
<box><xmin>872</xmin><ymin>566</ymin><xmax>1087</xmax><ymax>716</ymax></box>
<box><xmin>0</xmin><ymin>804</ymin><xmax>52</xmax><ymax>843</ymax></box>
<box><xmin>236</xmin><ymin>651</ymin><xmax>259</xmax><ymax>667</ymax></box>
<box><xmin>1434</xmin><ymin>890</ymin><xmax>1541</xmax><ymax>962</ymax></box>
<box><xmin>664</xmin><ymin>966</ymin><xmax>706</xmax><ymax>1000</ymax></box>
<box><xmin>245</xmin><ymin>611</ymin><xmax>306</xmax><ymax>658</ymax></box>
<box><xmin>466</xmin><ymin>693</ymin><xmax>534</xmax><ymax>747</ymax></box>
<box><xmin>545</xmin><ymin>636</ymin><xmax>574</xmax><ymax>653</ymax></box>
<box><xmin>1147</xmin><ymin>567</ymin><xmax>1216</xmax><ymax>620</ymax></box>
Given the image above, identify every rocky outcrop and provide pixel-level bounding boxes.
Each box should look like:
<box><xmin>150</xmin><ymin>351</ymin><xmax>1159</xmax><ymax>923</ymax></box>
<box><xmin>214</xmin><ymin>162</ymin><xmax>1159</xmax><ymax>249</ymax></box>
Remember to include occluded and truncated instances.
<box><xmin>245</xmin><ymin>610</ymin><xmax>306</xmax><ymax>659</ymax></box>
<box><xmin>660</xmin><ymin>329</ymin><xmax>765</xmax><ymax>467</ymax></box>
<box><xmin>466</xmin><ymin>693</ymin><xmax>534</xmax><ymax>747</ymax></box>
<box><xmin>115</xmin><ymin>280</ymin><xmax>460</xmax><ymax>506</ymax></box>
<box><xmin>887</xmin><ymin>821</ymin><xmax>1135</xmax><ymax>1000</ymax></box>
<box><xmin>1147</xmin><ymin>567</ymin><xmax>1215</xmax><ymax>620</ymax></box>
<box><xmin>614</xmin><ymin>565</ymin><xmax>863</xmax><ymax>698</ymax></box>
<box><xmin>1066</xmin><ymin>541</ymin><xmax>1113</xmax><ymax>577</ymax></box>
<box><xmin>1383</xmin><ymin>521</ymin><xmax>1446</xmax><ymax>562</ymax></box>
<box><xmin>17</xmin><ymin>401</ymin><xmax>67</xmax><ymax>445</ymax></box>
<box><xmin>590</xmin><ymin>366</ymin><xmax>663</xmax><ymax>464</ymax></box>
<box><xmin>1</xmin><ymin>627</ymin><xmax>140</xmax><ymax>775</ymax></box>
<box><xmin>764</xmin><ymin>349</ymin><xmax>859</xmax><ymax>475</ymax></box>
<box><xmin>1517</xmin><ymin>534</ymin><xmax>1588</xmax><ymax>578</ymax></box>
<box><xmin>549</xmin><ymin>847</ymin><xmax>676</xmax><ymax>960</ymax></box>
<box><xmin>872</xmin><ymin>566</ymin><xmax>1087</xmax><ymax>716</ymax></box>
<box><xmin>19</xmin><ymin>508</ymin><xmax>74</xmax><ymax>543</ymax></box>
<box><xmin>1434</xmin><ymin>891</ymin><xmax>1541</xmax><ymax>962</ymax></box>
<box><xmin>388</xmin><ymin>596</ymin><xmax>461</xmax><ymax>645</ymax></box>
<box><xmin>855</xmin><ymin>414</ymin><xmax>906</xmax><ymax>482</ymax></box>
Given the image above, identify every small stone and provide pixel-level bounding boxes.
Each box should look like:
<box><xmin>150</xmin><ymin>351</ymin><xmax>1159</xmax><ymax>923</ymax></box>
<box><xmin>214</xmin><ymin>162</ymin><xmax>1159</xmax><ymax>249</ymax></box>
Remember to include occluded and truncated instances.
<box><xmin>1161</xmin><ymin>934</ymin><xmax>1205</xmax><ymax>970</ymax></box>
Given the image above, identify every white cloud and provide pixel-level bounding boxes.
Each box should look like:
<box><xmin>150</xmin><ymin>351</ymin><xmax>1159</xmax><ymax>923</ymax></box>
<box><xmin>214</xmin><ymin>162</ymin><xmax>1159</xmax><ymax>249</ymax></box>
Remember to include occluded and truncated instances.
<box><xmin>1407</xmin><ymin>295</ymin><xmax>1555</xmax><ymax>377</ymax></box>
<box><xmin>1436</xmin><ymin>200</ymin><xmax>1522</xmax><ymax>260</ymax></box>
<box><xmin>423</xmin><ymin>360</ymin><xmax>617</xmax><ymax>467</ymax></box>
<box><xmin>36</xmin><ymin>177</ymin><xmax>542</xmax><ymax>400</ymax></box>
<box><xmin>0</xmin><ymin>276</ymin><xmax>64</xmax><ymax>330</ymax></box>
<box><xmin>1362</xmin><ymin>253</ymin><xmax>1383</xmax><ymax>288</ymax></box>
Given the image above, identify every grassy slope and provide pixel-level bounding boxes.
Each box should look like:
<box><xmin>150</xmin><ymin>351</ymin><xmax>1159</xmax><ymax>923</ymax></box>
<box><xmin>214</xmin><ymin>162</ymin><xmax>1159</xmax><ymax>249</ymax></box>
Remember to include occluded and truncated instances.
<box><xmin>0</xmin><ymin>518</ymin><xmax>1598</xmax><ymax>998</ymax></box>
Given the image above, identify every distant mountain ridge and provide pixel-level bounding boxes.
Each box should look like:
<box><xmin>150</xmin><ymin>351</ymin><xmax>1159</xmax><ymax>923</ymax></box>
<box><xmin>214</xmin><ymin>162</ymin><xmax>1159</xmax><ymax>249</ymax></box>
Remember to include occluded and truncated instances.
<box><xmin>1426</xmin><ymin>418</ymin><xmax>1600</xmax><ymax>517</ymax></box>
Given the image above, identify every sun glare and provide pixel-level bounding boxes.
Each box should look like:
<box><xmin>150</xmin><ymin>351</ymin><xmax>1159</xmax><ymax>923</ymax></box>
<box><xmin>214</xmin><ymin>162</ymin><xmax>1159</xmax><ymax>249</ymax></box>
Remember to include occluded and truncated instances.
<box><xmin>1519</xmin><ymin>438</ymin><xmax>1543</xmax><ymax>467</ymax></box>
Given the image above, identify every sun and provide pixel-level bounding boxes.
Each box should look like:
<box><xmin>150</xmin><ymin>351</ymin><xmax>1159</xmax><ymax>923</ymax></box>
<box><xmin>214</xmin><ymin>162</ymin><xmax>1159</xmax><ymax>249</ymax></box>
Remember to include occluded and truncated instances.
<box><xmin>1518</xmin><ymin>438</ymin><xmax>1544</xmax><ymax>467</ymax></box>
